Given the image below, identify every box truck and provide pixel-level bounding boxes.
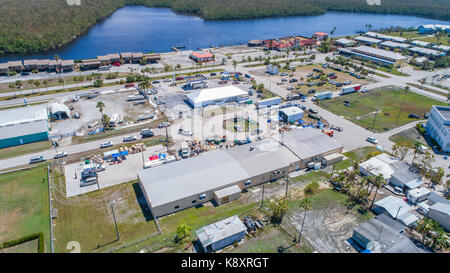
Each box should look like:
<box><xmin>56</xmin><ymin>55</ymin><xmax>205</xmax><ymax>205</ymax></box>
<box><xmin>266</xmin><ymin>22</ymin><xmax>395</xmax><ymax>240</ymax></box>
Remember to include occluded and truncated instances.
<box><xmin>340</xmin><ymin>84</ymin><xmax>362</xmax><ymax>95</ymax></box>
<box><xmin>311</xmin><ymin>91</ymin><xmax>332</xmax><ymax>101</ymax></box>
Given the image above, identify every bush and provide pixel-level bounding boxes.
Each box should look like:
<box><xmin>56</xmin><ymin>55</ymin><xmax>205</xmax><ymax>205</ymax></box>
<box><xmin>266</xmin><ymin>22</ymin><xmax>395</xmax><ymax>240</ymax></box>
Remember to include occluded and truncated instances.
<box><xmin>416</xmin><ymin>123</ymin><xmax>426</xmax><ymax>134</ymax></box>
<box><xmin>304</xmin><ymin>181</ymin><xmax>319</xmax><ymax>195</ymax></box>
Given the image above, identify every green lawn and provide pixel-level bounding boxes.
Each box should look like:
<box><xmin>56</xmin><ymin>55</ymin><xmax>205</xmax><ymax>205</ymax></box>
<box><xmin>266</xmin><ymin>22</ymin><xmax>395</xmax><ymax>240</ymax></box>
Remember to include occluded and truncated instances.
<box><xmin>0</xmin><ymin>165</ymin><xmax>50</xmax><ymax>252</ymax></box>
<box><xmin>0</xmin><ymin>140</ymin><xmax>52</xmax><ymax>161</ymax></box>
<box><xmin>418</xmin><ymin>36</ymin><xmax>450</xmax><ymax>46</ymax></box>
<box><xmin>383</xmin><ymin>31</ymin><xmax>423</xmax><ymax>39</ymax></box>
<box><xmin>377</xmin><ymin>66</ymin><xmax>409</xmax><ymax>77</ymax></box>
<box><xmin>319</xmin><ymin>87</ymin><xmax>447</xmax><ymax>132</ymax></box>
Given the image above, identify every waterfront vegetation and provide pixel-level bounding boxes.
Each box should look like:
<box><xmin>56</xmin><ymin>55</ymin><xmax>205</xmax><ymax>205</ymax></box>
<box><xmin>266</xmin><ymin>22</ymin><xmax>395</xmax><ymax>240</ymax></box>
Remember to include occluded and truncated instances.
<box><xmin>0</xmin><ymin>0</ymin><xmax>449</xmax><ymax>55</ymax></box>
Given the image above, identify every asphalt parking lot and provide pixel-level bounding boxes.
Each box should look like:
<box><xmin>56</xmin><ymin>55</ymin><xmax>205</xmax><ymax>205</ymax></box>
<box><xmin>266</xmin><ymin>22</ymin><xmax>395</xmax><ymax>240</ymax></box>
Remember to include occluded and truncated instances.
<box><xmin>64</xmin><ymin>144</ymin><xmax>165</xmax><ymax>197</ymax></box>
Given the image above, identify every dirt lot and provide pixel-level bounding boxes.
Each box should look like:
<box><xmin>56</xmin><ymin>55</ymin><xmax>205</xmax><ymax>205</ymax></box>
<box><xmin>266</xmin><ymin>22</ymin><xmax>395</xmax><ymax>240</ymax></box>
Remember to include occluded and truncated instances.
<box><xmin>50</xmin><ymin>90</ymin><xmax>155</xmax><ymax>136</ymax></box>
<box><xmin>253</xmin><ymin>63</ymin><xmax>373</xmax><ymax>96</ymax></box>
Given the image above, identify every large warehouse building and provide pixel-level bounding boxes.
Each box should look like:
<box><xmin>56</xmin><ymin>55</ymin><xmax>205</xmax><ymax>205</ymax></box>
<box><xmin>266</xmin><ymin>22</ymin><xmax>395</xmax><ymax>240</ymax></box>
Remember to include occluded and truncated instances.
<box><xmin>138</xmin><ymin>127</ymin><xmax>343</xmax><ymax>217</ymax></box>
<box><xmin>339</xmin><ymin>46</ymin><xmax>407</xmax><ymax>68</ymax></box>
<box><xmin>185</xmin><ymin>86</ymin><xmax>248</xmax><ymax>108</ymax></box>
<box><xmin>0</xmin><ymin>105</ymin><xmax>49</xmax><ymax>148</ymax></box>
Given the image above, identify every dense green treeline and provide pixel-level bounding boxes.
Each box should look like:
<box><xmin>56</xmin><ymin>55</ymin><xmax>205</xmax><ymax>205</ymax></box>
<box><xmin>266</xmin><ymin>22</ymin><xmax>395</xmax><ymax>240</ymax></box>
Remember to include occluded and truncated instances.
<box><xmin>0</xmin><ymin>0</ymin><xmax>448</xmax><ymax>55</ymax></box>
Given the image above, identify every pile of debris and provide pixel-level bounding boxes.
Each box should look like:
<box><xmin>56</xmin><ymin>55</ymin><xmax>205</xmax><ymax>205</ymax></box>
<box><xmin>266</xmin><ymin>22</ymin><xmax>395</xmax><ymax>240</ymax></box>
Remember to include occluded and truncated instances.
<box><xmin>129</xmin><ymin>143</ymin><xmax>146</xmax><ymax>154</ymax></box>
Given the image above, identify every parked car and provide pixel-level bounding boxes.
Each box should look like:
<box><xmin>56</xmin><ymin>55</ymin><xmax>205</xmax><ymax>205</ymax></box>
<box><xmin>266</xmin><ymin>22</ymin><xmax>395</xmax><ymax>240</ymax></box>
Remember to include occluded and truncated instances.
<box><xmin>280</xmin><ymin>72</ymin><xmax>288</xmax><ymax>76</ymax></box>
<box><xmin>366</xmin><ymin>137</ymin><xmax>378</xmax><ymax>144</ymax></box>
<box><xmin>175</xmin><ymin>76</ymin><xmax>184</xmax><ymax>81</ymax></box>
<box><xmin>232</xmin><ymin>81</ymin><xmax>240</xmax><ymax>84</ymax></box>
<box><xmin>140</xmin><ymin>129</ymin><xmax>154</xmax><ymax>138</ymax></box>
<box><xmin>123</xmin><ymin>135</ymin><xmax>137</xmax><ymax>142</ymax></box>
<box><xmin>29</xmin><ymin>156</ymin><xmax>46</xmax><ymax>164</ymax></box>
<box><xmin>124</xmin><ymin>83</ymin><xmax>134</xmax><ymax>88</ymax></box>
<box><xmin>308</xmin><ymin>89</ymin><xmax>316</xmax><ymax>94</ymax></box>
<box><xmin>210</xmin><ymin>72</ymin><xmax>217</xmax><ymax>76</ymax></box>
<box><xmin>163</xmin><ymin>78</ymin><xmax>171</xmax><ymax>82</ymax></box>
<box><xmin>277</xmin><ymin>81</ymin><xmax>284</xmax><ymax>85</ymax></box>
<box><xmin>178</xmin><ymin>128</ymin><xmax>193</xmax><ymax>136</ymax></box>
<box><xmin>54</xmin><ymin>152</ymin><xmax>68</xmax><ymax>159</ymax></box>
<box><xmin>289</xmin><ymin>78</ymin><xmax>298</xmax><ymax>83</ymax></box>
<box><xmin>308</xmin><ymin>108</ymin><xmax>318</xmax><ymax>114</ymax></box>
<box><xmin>158</xmin><ymin>122</ymin><xmax>170</xmax><ymax>128</ymax></box>
<box><xmin>307</xmin><ymin>73</ymin><xmax>313</xmax><ymax>77</ymax></box>
<box><xmin>286</xmin><ymin>86</ymin><xmax>294</xmax><ymax>90</ymax></box>
<box><xmin>112</xmin><ymin>62</ymin><xmax>121</xmax><ymax>67</ymax></box>
<box><xmin>100</xmin><ymin>141</ymin><xmax>113</xmax><ymax>149</ymax></box>
<box><xmin>81</xmin><ymin>171</ymin><xmax>98</xmax><ymax>180</ymax></box>
<box><xmin>408</xmin><ymin>113</ymin><xmax>420</xmax><ymax>119</ymax></box>
<box><xmin>151</xmin><ymin>80</ymin><xmax>160</xmax><ymax>84</ymax></box>
<box><xmin>218</xmin><ymin>80</ymin><xmax>228</xmax><ymax>84</ymax></box>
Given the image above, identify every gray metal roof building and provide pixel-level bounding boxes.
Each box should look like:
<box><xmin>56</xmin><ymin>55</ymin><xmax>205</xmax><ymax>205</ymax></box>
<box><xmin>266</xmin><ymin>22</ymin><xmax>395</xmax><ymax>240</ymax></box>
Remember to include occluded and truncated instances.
<box><xmin>196</xmin><ymin>215</ymin><xmax>247</xmax><ymax>252</ymax></box>
<box><xmin>352</xmin><ymin>217</ymin><xmax>423</xmax><ymax>253</ymax></box>
<box><xmin>138</xmin><ymin>127</ymin><xmax>343</xmax><ymax>217</ymax></box>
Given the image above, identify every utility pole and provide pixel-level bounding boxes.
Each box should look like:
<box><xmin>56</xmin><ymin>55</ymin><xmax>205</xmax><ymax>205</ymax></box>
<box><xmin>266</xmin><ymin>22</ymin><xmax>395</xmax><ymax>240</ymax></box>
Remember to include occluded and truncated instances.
<box><xmin>110</xmin><ymin>202</ymin><xmax>120</xmax><ymax>241</ymax></box>
<box><xmin>285</xmin><ymin>174</ymin><xmax>289</xmax><ymax>198</ymax></box>
<box><xmin>395</xmin><ymin>87</ymin><xmax>408</xmax><ymax>127</ymax></box>
<box><xmin>372</xmin><ymin>108</ymin><xmax>379</xmax><ymax>129</ymax></box>
<box><xmin>260</xmin><ymin>184</ymin><xmax>265</xmax><ymax>208</ymax></box>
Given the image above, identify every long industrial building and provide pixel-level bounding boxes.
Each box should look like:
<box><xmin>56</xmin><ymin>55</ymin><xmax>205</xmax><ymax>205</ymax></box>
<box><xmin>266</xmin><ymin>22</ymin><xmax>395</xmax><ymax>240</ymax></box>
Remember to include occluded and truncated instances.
<box><xmin>138</xmin><ymin>127</ymin><xmax>343</xmax><ymax>217</ymax></box>
<box><xmin>185</xmin><ymin>86</ymin><xmax>248</xmax><ymax>108</ymax></box>
<box><xmin>339</xmin><ymin>46</ymin><xmax>407</xmax><ymax>68</ymax></box>
<box><xmin>0</xmin><ymin>105</ymin><xmax>49</xmax><ymax>148</ymax></box>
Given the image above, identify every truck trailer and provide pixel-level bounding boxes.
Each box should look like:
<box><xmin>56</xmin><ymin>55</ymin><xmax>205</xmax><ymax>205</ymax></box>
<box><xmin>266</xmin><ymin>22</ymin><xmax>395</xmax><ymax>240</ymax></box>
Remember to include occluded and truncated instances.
<box><xmin>340</xmin><ymin>84</ymin><xmax>362</xmax><ymax>95</ymax></box>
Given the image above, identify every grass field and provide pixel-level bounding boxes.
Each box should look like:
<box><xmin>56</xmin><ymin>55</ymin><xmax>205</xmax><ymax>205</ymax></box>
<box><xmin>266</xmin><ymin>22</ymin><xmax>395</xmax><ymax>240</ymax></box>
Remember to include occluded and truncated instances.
<box><xmin>0</xmin><ymin>140</ymin><xmax>52</xmax><ymax>161</ymax></box>
<box><xmin>0</xmin><ymin>165</ymin><xmax>50</xmax><ymax>252</ymax></box>
<box><xmin>407</xmin><ymin>83</ymin><xmax>448</xmax><ymax>96</ymax></box>
<box><xmin>418</xmin><ymin>36</ymin><xmax>450</xmax><ymax>46</ymax></box>
<box><xmin>389</xmin><ymin>127</ymin><xmax>430</xmax><ymax>147</ymax></box>
<box><xmin>319</xmin><ymin>86</ymin><xmax>447</xmax><ymax>132</ymax></box>
<box><xmin>383</xmin><ymin>31</ymin><xmax>424</xmax><ymax>39</ymax></box>
<box><xmin>377</xmin><ymin>66</ymin><xmax>409</xmax><ymax>77</ymax></box>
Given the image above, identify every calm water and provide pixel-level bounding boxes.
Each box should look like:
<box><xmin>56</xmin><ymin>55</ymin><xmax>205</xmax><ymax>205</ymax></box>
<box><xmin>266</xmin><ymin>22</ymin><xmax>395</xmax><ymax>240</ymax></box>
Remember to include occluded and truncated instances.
<box><xmin>2</xmin><ymin>6</ymin><xmax>449</xmax><ymax>61</ymax></box>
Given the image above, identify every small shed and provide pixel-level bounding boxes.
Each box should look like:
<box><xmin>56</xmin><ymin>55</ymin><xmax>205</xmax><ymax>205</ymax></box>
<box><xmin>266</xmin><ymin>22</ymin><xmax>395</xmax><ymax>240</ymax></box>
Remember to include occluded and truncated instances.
<box><xmin>407</xmin><ymin>187</ymin><xmax>431</xmax><ymax>205</ymax></box>
<box><xmin>214</xmin><ymin>185</ymin><xmax>242</xmax><ymax>205</ymax></box>
<box><xmin>196</xmin><ymin>215</ymin><xmax>247</xmax><ymax>253</ymax></box>
<box><xmin>322</xmin><ymin>153</ymin><xmax>344</xmax><ymax>166</ymax></box>
<box><xmin>279</xmin><ymin>106</ymin><xmax>304</xmax><ymax>123</ymax></box>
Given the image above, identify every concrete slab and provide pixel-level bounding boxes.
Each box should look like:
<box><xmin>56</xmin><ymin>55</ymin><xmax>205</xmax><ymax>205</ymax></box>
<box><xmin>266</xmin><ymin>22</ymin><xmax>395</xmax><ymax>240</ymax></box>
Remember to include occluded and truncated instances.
<box><xmin>64</xmin><ymin>144</ymin><xmax>166</xmax><ymax>197</ymax></box>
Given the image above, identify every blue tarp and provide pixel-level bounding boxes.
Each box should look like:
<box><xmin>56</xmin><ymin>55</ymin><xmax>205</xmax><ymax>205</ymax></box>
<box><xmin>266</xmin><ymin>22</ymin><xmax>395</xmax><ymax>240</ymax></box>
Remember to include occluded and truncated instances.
<box><xmin>120</xmin><ymin>151</ymin><xmax>129</xmax><ymax>156</ymax></box>
<box><xmin>361</xmin><ymin>249</ymin><xmax>372</xmax><ymax>253</ymax></box>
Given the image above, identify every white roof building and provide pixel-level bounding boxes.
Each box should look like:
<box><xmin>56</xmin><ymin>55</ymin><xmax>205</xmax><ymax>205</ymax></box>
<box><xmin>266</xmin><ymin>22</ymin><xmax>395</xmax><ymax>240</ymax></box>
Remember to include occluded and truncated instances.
<box><xmin>186</xmin><ymin>86</ymin><xmax>248</xmax><ymax>108</ymax></box>
<box><xmin>335</xmin><ymin>38</ymin><xmax>356</xmax><ymax>47</ymax></box>
<box><xmin>411</xmin><ymin>40</ymin><xmax>430</xmax><ymax>47</ymax></box>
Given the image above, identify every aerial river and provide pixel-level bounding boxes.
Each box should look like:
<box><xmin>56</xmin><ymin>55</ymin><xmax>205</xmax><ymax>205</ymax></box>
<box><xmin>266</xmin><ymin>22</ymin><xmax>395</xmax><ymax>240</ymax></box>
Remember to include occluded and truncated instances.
<box><xmin>1</xmin><ymin>6</ymin><xmax>449</xmax><ymax>61</ymax></box>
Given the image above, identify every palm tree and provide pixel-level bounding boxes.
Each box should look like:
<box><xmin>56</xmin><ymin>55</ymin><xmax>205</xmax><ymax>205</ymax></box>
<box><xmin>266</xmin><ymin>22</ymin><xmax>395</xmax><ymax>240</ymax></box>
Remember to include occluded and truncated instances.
<box><xmin>8</xmin><ymin>82</ymin><xmax>16</xmax><ymax>97</ymax></box>
<box><xmin>412</xmin><ymin>142</ymin><xmax>422</xmax><ymax>165</ymax></box>
<box><xmin>176</xmin><ymin>224</ymin><xmax>192</xmax><ymax>242</ymax></box>
<box><xmin>34</xmin><ymin>80</ymin><xmax>41</xmax><ymax>93</ymax></box>
<box><xmin>416</xmin><ymin>218</ymin><xmax>433</xmax><ymax>246</ymax></box>
<box><xmin>138</xmin><ymin>79</ymin><xmax>150</xmax><ymax>93</ymax></box>
<box><xmin>370</xmin><ymin>174</ymin><xmax>385</xmax><ymax>209</ymax></box>
<box><xmin>297</xmin><ymin>198</ymin><xmax>312</xmax><ymax>244</ymax></box>
<box><xmin>96</xmin><ymin>101</ymin><xmax>105</xmax><ymax>114</ymax></box>
<box><xmin>430</xmin><ymin>222</ymin><xmax>446</xmax><ymax>251</ymax></box>
<box><xmin>15</xmin><ymin>80</ymin><xmax>23</xmax><ymax>96</ymax></box>
<box><xmin>232</xmin><ymin>60</ymin><xmax>238</xmax><ymax>72</ymax></box>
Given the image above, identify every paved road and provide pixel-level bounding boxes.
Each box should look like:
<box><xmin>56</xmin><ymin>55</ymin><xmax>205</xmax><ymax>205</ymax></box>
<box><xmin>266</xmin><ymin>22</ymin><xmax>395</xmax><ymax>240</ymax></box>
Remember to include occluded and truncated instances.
<box><xmin>0</xmin><ymin>127</ymin><xmax>166</xmax><ymax>170</ymax></box>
